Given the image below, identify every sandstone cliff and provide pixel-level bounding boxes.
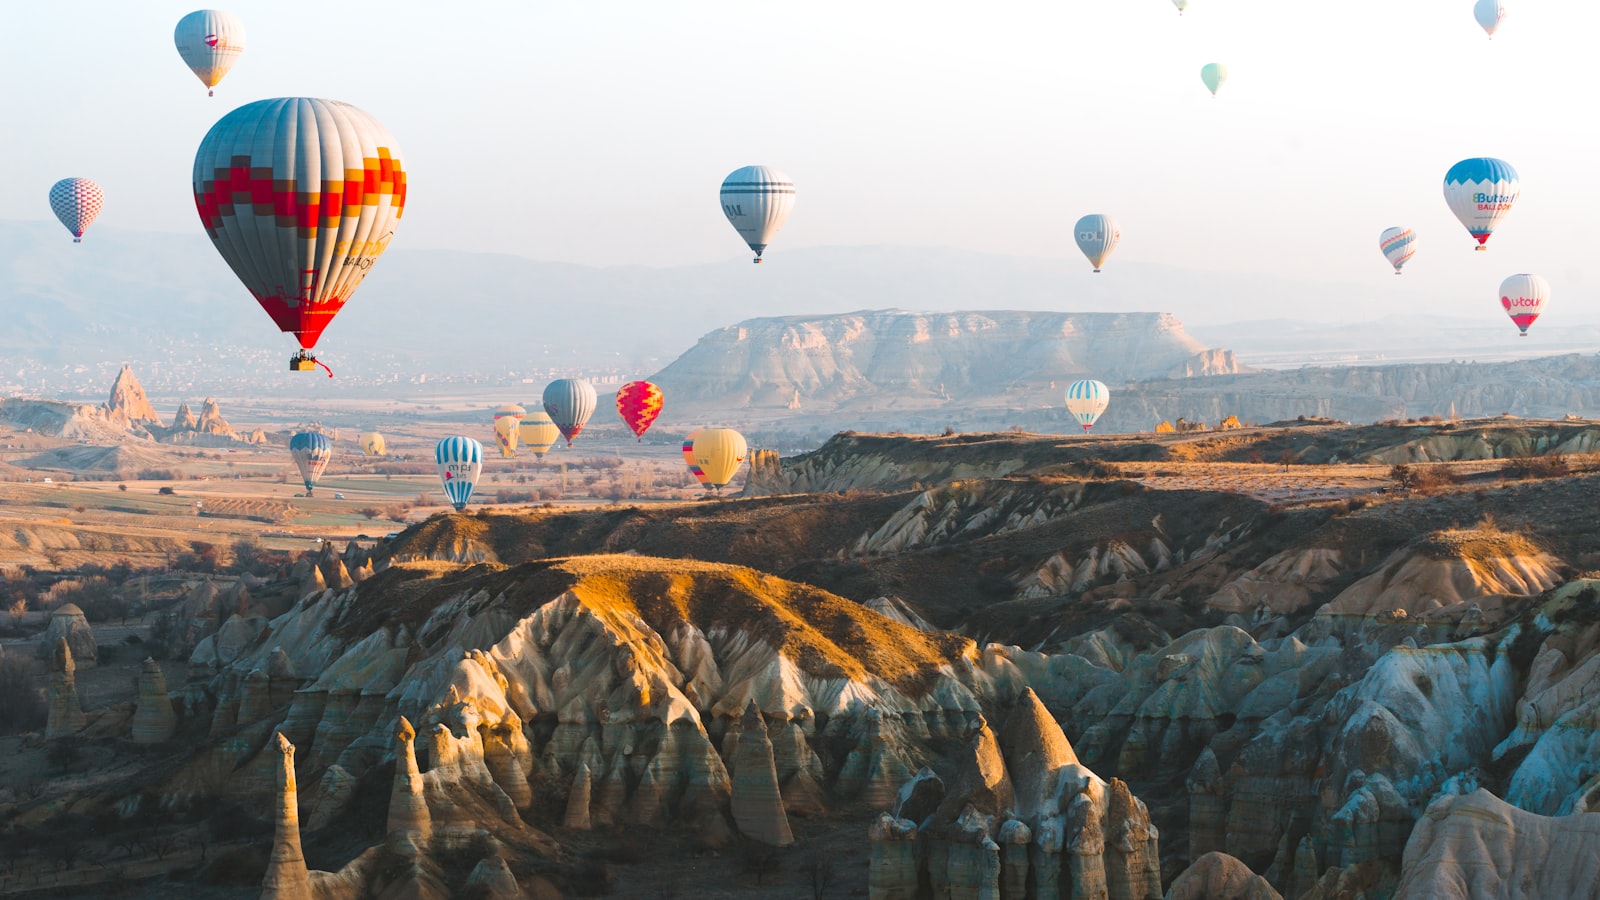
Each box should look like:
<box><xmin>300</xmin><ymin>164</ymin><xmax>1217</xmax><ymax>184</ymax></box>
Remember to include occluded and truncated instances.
<box><xmin>652</xmin><ymin>309</ymin><xmax>1243</xmax><ymax>413</ymax></box>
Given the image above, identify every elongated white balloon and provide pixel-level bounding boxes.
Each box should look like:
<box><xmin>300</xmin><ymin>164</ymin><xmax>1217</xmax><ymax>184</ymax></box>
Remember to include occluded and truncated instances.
<box><xmin>48</xmin><ymin>178</ymin><xmax>103</xmax><ymax>243</ymax></box>
<box><xmin>1379</xmin><ymin>227</ymin><xmax>1416</xmax><ymax>274</ymax></box>
<box><xmin>1443</xmin><ymin>158</ymin><xmax>1518</xmax><ymax>251</ymax></box>
<box><xmin>1201</xmin><ymin>63</ymin><xmax>1228</xmax><ymax>97</ymax></box>
<box><xmin>1474</xmin><ymin>0</ymin><xmax>1506</xmax><ymax>38</ymax></box>
<box><xmin>435</xmin><ymin>436</ymin><xmax>483</xmax><ymax>511</ymax></box>
<box><xmin>720</xmin><ymin>166</ymin><xmax>795</xmax><ymax>263</ymax></box>
<box><xmin>1074</xmin><ymin>215</ymin><xmax>1121</xmax><ymax>272</ymax></box>
<box><xmin>174</xmin><ymin>10</ymin><xmax>246</xmax><ymax>96</ymax></box>
<box><xmin>1065</xmin><ymin>380</ymin><xmax>1110</xmax><ymax>432</ymax></box>
<box><xmin>1499</xmin><ymin>274</ymin><xmax>1548</xmax><ymax>336</ymax></box>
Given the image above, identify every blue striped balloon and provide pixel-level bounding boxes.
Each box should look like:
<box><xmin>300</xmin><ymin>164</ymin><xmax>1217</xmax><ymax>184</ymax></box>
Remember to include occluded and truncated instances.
<box><xmin>434</xmin><ymin>436</ymin><xmax>484</xmax><ymax>511</ymax></box>
<box><xmin>289</xmin><ymin>431</ymin><xmax>332</xmax><ymax>493</ymax></box>
<box><xmin>1065</xmin><ymin>380</ymin><xmax>1110</xmax><ymax>431</ymax></box>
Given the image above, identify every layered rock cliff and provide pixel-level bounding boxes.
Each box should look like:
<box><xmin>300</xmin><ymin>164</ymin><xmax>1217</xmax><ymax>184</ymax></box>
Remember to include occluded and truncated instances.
<box><xmin>652</xmin><ymin>310</ymin><xmax>1243</xmax><ymax>413</ymax></box>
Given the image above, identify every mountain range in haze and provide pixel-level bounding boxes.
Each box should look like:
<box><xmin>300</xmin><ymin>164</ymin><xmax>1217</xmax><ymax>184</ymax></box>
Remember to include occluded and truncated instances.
<box><xmin>7</xmin><ymin>218</ymin><xmax>1595</xmax><ymax>390</ymax></box>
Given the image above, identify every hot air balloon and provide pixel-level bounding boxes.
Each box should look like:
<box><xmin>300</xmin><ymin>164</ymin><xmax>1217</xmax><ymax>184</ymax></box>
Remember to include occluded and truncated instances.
<box><xmin>616</xmin><ymin>381</ymin><xmax>664</xmax><ymax>441</ymax></box>
<box><xmin>1474</xmin><ymin>0</ymin><xmax>1506</xmax><ymax>38</ymax></box>
<box><xmin>289</xmin><ymin>431</ymin><xmax>332</xmax><ymax>495</ymax></box>
<box><xmin>1499</xmin><ymin>274</ymin><xmax>1548</xmax><ymax>336</ymax></box>
<box><xmin>492</xmin><ymin>404</ymin><xmax>525</xmax><ymax>458</ymax></box>
<box><xmin>543</xmin><ymin>379</ymin><xmax>597</xmax><ymax>447</ymax></box>
<box><xmin>1065</xmin><ymin>380</ymin><xmax>1110</xmax><ymax>432</ymax></box>
<box><xmin>1074</xmin><ymin>215</ymin><xmax>1121</xmax><ymax>273</ymax></box>
<box><xmin>435</xmin><ymin>437</ymin><xmax>483</xmax><ymax>512</ymax></box>
<box><xmin>681</xmin><ymin>430</ymin><xmax>710</xmax><ymax>486</ymax></box>
<box><xmin>49</xmin><ymin>179</ymin><xmax>103</xmax><ymax>243</ymax></box>
<box><xmin>359</xmin><ymin>432</ymin><xmax>386</xmax><ymax>456</ymax></box>
<box><xmin>1201</xmin><ymin>63</ymin><xmax>1228</xmax><ymax>97</ymax></box>
<box><xmin>1443</xmin><ymin>158</ymin><xmax>1518</xmax><ymax>250</ymax></box>
<box><xmin>721</xmin><ymin>166</ymin><xmax>795</xmax><ymax>263</ymax></box>
<box><xmin>518</xmin><ymin>411</ymin><xmax>561</xmax><ymax>458</ymax></box>
<box><xmin>691</xmin><ymin>429</ymin><xmax>748</xmax><ymax>491</ymax></box>
<box><xmin>174</xmin><ymin>10</ymin><xmax>246</xmax><ymax>96</ymax></box>
<box><xmin>193</xmin><ymin>98</ymin><xmax>407</xmax><ymax>373</ymax></box>
<box><xmin>1379</xmin><ymin>227</ymin><xmax>1417</xmax><ymax>274</ymax></box>
<box><xmin>1172</xmin><ymin>0</ymin><xmax>1189</xmax><ymax>14</ymax></box>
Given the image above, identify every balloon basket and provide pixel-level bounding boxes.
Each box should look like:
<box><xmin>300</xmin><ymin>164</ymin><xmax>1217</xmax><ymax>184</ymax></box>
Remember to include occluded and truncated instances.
<box><xmin>290</xmin><ymin>354</ymin><xmax>318</xmax><ymax>372</ymax></box>
<box><xmin>752</xmin><ymin>258</ymin><xmax>763</xmax><ymax>264</ymax></box>
<box><xmin>1475</xmin><ymin>246</ymin><xmax>1487</xmax><ymax>252</ymax></box>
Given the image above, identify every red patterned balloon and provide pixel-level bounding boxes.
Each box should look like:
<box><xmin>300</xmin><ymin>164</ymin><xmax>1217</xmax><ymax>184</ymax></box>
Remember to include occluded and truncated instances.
<box><xmin>615</xmin><ymin>381</ymin><xmax>664</xmax><ymax>441</ymax></box>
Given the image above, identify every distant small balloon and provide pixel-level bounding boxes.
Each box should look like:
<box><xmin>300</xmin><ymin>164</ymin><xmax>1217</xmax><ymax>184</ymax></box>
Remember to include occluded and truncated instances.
<box><xmin>616</xmin><ymin>381</ymin><xmax>664</xmax><ymax>441</ymax></box>
<box><xmin>1065</xmin><ymin>380</ymin><xmax>1110</xmax><ymax>432</ymax></box>
<box><xmin>289</xmin><ymin>432</ymin><xmax>332</xmax><ymax>495</ymax></box>
<box><xmin>518</xmin><ymin>411</ymin><xmax>561</xmax><ymax>458</ymax></box>
<box><xmin>721</xmin><ymin>166</ymin><xmax>795</xmax><ymax>263</ymax></box>
<box><xmin>682</xmin><ymin>430</ymin><xmax>710</xmax><ymax>486</ymax></box>
<box><xmin>1201</xmin><ymin>63</ymin><xmax>1228</xmax><ymax>97</ymax></box>
<box><xmin>1172</xmin><ymin>0</ymin><xmax>1189</xmax><ymax>14</ymax></box>
<box><xmin>1499</xmin><ymin>273</ymin><xmax>1548</xmax><ymax>336</ymax></box>
<box><xmin>359</xmin><ymin>432</ymin><xmax>386</xmax><ymax>456</ymax></box>
<box><xmin>1074</xmin><ymin>215</ymin><xmax>1121</xmax><ymax>273</ymax></box>
<box><xmin>1379</xmin><ymin>227</ymin><xmax>1417</xmax><ymax>274</ymax></box>
<box><xmin>691</xmin><ymin>428</ymin><xmax>748</xmax><ymax>490</ymax></box>
<box><xmin>542</xmin><ymin>379</ymin><xmax>597</xmax><ymax>447</ymax></box>
<box><xmin>492</xmin><ymin>404</ymin><xmax>525</xmax><ymax>458</ymax></box>
<box><xmin>1474</xmin><ymin>0</ymin><xmax>1507</xmax><ymax>38</ymax></box>
<box><xmin>435</xmin><ymin>436</ymin><xmax>483</xmax><ymax>512</ymax></box>
<box><xmin>174</xmin><ymin>9</ymin><xmax>246</xmax><ymax>96</ymax></box>
<box><xmin>49</xmin><ymin>178</ymin><xmax>103</xmax><ymax>243</ymax></box>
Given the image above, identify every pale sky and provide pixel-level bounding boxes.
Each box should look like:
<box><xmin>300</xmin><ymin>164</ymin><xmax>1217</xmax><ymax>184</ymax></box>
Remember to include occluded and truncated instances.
<box><xmin>4</xmin><ymin>1</ymin><xmax>1597</xmax><ymax>320</ymax></box>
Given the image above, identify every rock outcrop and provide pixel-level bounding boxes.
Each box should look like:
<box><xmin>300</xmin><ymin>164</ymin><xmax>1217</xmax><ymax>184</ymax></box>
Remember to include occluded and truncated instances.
<box><xmin>46</xmin><ymin>638</ymin><xmax>85</xmax><ymax>738</ymax></box>
<box><xmin>728</xmin><ymin>701</ymin><xmax>795</xmax><ymax>846</ymax></box>
<box><xmin>1165</xmin><ymin>852</ymin><xmax>1280</xmax><ymax>900</ymax></box>
<box><xmin>40</xmin><ymin>602</ymin><xmax>96</xmax><ymax>664</ymax></box>
<box><xmin>131</xmin><ymin>658</ymin><xmax>176</xmax><ymax>744</ymax></box>
<box><xmin>1395</xmin><ymin>788</ymin><xmax>1600</xmax><ymax>899</ymax></box>
<box><xmin>105</xmin><ymin>364</ymin><xmax>161</xmax><ymax>427</ymax></box>
<box><xmin>653</xmin><ymin>310</ymin><xmax>1238</xmax><ymax>413</ymax></box>
<box><xmin>262</xmin><ymin>733</ymin><xmax>313</xmax><ymax>900</ymax></box>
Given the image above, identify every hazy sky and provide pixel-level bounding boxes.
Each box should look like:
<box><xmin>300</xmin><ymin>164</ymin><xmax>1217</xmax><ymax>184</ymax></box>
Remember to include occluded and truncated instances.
<box><xmin>5</xmin><ymin>1</ymin><xmax>1598</xmax><ymax>321</ymax></box>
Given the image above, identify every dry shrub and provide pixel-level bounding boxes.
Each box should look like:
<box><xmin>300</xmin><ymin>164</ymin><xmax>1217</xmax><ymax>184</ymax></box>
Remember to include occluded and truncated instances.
<box><xmin>1503</xmin><ymin>454</ymin><xmax>1570</xmax><ymax>480</ymax></box>
<box><xmin>1389</xmin><ymin>463</ymin><xmax>1461</xmax><ymax>493</ymax></box>
<box><xmin>0</xmin><ymin>655</ymin><xmax>45</xmax><ymax>734</ymax></box>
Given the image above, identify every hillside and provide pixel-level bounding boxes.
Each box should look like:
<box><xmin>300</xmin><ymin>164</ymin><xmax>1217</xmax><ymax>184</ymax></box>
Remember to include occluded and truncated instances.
<box><xmin>650</xmin><ymin>309</ymin><xmax>1243</xmax><ymax>413</ymax></box>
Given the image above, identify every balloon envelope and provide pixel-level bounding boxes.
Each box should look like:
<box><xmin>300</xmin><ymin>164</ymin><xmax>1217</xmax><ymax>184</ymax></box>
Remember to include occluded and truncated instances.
<box><xmin>174</xmin><ymin>10</ymin><xmax>246</xmax><ymax>94</ymax></box>
<box><xmin>1201</xmin><ymin>63</ymin><xmax>1228</xmax><ymax>96</ymax></box>
<box><xmin>1499</xmin><ymin>274</ymin><xmax>1548</xmax><ymax>335</ymax></box>
<box><xmin>720</xmin><ymin>166</ymin><xmax>795</xmax><ymax>262</ymax></box>
<box><xmin>1379</xmin><ymin>227</ymin><xmax>1417</xmax><ymax>273</ymax></box>
<box><xmin>1474</xmin><ymin>0</ymin><xmax>1506</xmax><ymax>37</ymax></box>
<box><xmin>1172</xmin><ymin>0</ymin><xmax>1189</xmax><ymax>13</ymax></box>
<box><xmin>492</xmin><ymin>404</ymin><xmax>525</xmax><ymax>458</ymax></box>
<box><xmin>435</xmin><ymin>437</ymin><xmax>483</xmax><ymax>512</ymax></box>
<box><xmin>518</xmin><ymin>411</ymin><xmax>561</xmax><ymax>458</ymax></box>
<box><xmin>1443</xmin><ymin>158</ymin><xmax>1518</xmax><ymax>250</ymax></box>
<box><xmin>691</xmin><ymin>429</ymin><xmax>748</xmax><ymax>489</ymax></box>
<box><xmin>358</xmin><ymin>432</ymin><xmax>386</xmax><ymax>456</ymax></box>
<box><xmin>49</xmin><ymin>178</ymin><xmax>103</xmax><ymax>242</ymax></box>
<box><xmin>1074</xmin><ymin>215</ymin><xmax>1121</xmax><ymax>272</ymax></box>
<box><xmin>289</xmin><ymin>431</ymin><xmax>332</xmax><ymax>493</ymax></box>
<box><xmin>616</xmin><ymin>381</ymin><xmax>664</xmax><ymax>440</ymax></box>
<box><xmin>1065</xmin><ymin>380</ymin><xmax>1110</xmax><ymax>432</ymax></box>
<box><xmin>681</xmin><ymin>430</ymin><xmax>710</xmax><ymax>485</ymax></box>
<box><xmin>192</xmin><ymin>97</ymin><xmax>407</xmax><ymax>350</ymax></box>
<box><xmin>542</xmin><ymin>380</ymin><xmax>597</xmax><ymax>446</ymax></box>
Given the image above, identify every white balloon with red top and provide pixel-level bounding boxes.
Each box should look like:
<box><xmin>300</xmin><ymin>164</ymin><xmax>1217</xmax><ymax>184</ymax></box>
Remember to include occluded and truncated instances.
<box><xmin>174</xmin><ymin>10</ymin><xmax>246</xmax><ymax>96</ymax></box>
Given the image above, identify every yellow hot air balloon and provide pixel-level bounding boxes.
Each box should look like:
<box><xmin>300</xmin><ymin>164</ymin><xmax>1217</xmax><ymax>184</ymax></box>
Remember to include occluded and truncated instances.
<box><xmin>359</xmin><ymin>431</ymin><xmax>387</xmax><ymax>456</ymax></box>
<box><xmin>691</xmin><ymin>428</ymin><xmax>749</xmax><ymax>491</ymax></box>
<box><xmin>492</xmin><ymin>404</ymin><xmax>525</xmax><ymax>458</ymax></box>
<box><xmin>518</xmin><ymin>410</ymin><xmax>561</xmax><ymax>458</ymax></box>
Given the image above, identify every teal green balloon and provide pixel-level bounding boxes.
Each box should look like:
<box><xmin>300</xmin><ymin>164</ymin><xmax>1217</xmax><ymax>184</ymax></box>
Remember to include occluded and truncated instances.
<box><xmin>1201</xmin><ymin>63</ymin><xmax>1228</xmax><ymax>97</ymax></box>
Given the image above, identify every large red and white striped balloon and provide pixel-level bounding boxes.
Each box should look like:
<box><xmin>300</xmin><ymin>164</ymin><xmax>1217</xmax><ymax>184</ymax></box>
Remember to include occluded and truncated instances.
<box><xmin>49</xmin><ymin>178</ymin><xmax>104</xmax><ymax>243</ymax></box>
<box><xmin>192</xmin><ymin>98</ymin><xmax>407</xmax><ymax>351</ymax></box>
